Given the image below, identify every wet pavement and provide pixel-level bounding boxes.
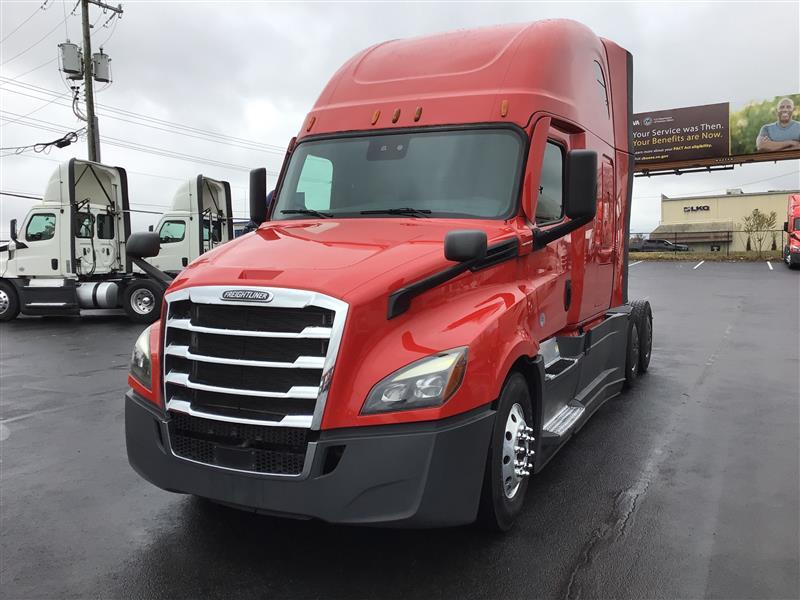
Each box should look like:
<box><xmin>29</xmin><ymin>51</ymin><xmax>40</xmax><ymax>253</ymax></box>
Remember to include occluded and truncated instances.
<box><xmin>1</xmin><ymin>262</ymin><xmax>798</xmax><ymax>599</ymax></box>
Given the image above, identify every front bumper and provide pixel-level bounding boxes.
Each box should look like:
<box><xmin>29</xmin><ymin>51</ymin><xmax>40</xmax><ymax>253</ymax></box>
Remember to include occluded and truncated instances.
<box><xmin>125</xmin><ymin>392</ymin><xmax>495</xmax><ymax>527</ymax></box>
<box><xmin>788</xmin><ymin>251</ymin><xmax>800</xmax><ymax>266</ymax></box>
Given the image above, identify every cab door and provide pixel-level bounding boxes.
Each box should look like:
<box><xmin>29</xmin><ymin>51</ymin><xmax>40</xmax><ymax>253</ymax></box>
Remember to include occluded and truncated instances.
<box><xmin>14</xmin><ymin>211</ymin><xmax>64</xmax><ymax>277</ymax></box>
<box><xmin>150</xmin><ymin>218</ymin><xmax>189</xmax><ymax>273</ymax></box>
<box><xmin>94</xmin><ymin>212</ymin><xmax>120</xmax><ymax>273</ymax></box>
<box><xmin>72</xmin><ymin>211</ymin><xmax>95</xmax><ymax>275</ymax></box>
<box><xmin>581</xmin><ymin>156</ymin><xmax>615</xmax><ymax>314</ymax></box>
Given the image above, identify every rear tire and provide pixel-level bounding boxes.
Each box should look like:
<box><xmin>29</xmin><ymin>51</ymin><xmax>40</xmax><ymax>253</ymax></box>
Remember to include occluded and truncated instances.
<box><xmin>0</xmin><ymin>280</ymin><xmax>20</xmax><ymax>322</ymax></box>
<box><xmin>123</xmin><ymin>280</ymin><xmax>163</xmax><ymax>324</ymax></box>
<box><xmin>624</xmin><ymin>320</ymin><xmax>640</xmax><ymax>388</ymax></box>
<box><xmin>630</xmin><ymin>300</ymin><xmax>652</xmax><ymax>373</ymax></box>
<box><xmin>477</xmin><ymin>372</ymin><xmax>534</xmax><ymax>532</ymax></box>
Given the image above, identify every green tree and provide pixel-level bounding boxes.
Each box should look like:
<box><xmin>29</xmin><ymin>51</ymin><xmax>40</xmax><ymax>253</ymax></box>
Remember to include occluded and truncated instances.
<box><xmin>741</xmin><ymin>209</ymin><xmax>777</xmax><ymax>257</ymax></box>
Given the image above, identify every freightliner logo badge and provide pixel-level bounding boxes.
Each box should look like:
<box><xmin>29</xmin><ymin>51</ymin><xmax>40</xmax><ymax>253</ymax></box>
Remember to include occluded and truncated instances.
<box><xmin>221</xmin><ymin>290</ymin><xmax>274</xmax><ymax>303</ymax></box>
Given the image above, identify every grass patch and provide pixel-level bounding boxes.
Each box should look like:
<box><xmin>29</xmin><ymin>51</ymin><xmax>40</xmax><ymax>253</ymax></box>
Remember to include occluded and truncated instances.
<box><xmin>630</xmin><ymin>251</ymin><xmax>782</xmax><ymax>262</ymax></box>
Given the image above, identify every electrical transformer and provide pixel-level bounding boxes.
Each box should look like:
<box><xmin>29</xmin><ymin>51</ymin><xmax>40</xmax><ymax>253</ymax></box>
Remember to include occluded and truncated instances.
<box><xmin>59</xmin><ymin>42</ymin><xmax>83</xmax><ymax>80</ymax></box>
<box><xmin>92</xmin><ymin>51</ymin><xmax>112</xmax><ymax>83</ymax></box>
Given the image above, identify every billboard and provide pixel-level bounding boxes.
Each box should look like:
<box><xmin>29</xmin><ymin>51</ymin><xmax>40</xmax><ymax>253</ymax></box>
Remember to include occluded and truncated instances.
<box><xmin>633</xmin><ymin>94</ymin><xmax>800</xmax><ymax>173</ymax></box>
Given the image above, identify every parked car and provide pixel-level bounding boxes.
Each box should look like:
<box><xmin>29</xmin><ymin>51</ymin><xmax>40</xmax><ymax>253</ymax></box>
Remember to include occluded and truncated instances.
<box><xmin>636</xmin><ymin>238</ymin><xmax>690</xmax><ymax>252</ymax></box>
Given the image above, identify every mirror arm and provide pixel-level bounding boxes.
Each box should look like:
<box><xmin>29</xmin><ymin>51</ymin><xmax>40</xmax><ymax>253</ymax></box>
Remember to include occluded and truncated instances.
<box><xmin>533</xmin><ymin>215</ymin><xmax>593</xmax><ymax>250</ymax></box>
<box><xmin>131</xmin><ymin>257</ymin><xmax>174</xmax><ymax>288</ymax></box>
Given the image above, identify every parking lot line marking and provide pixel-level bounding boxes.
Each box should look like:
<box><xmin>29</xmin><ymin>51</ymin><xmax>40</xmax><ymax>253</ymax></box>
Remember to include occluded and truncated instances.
<box><xmin>767</xmin><ymin>261</ymin><xmax>773</xmax><ymax>270</ymax></box>
<box><xmin>630</xmin><ymin>260</ymin><xmax>643</xmax><ymax>267</ymax></box>
<box><xmin>693</xmin><ymin>260</ymin><xmax>705</xmax><ymax>270</ymax></box>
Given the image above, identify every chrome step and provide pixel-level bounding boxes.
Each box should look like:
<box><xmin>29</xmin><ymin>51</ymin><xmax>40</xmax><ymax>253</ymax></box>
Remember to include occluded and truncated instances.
<box><xmin>543</xmin><ymin>405</ymin><xmax>585</xmax><ymax>436</ymax></box>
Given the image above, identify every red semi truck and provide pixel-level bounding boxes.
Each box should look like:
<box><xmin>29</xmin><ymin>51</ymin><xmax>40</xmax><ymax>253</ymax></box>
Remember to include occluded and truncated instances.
<box><xmin>784</xmin><ymin>194</ymin><xmax>800</xmax><ymax>268</ymax></box>
<box><xmin>124</xmin><ymin>20</ymin><xmax>653</xmax><ymax>530</ymax></box>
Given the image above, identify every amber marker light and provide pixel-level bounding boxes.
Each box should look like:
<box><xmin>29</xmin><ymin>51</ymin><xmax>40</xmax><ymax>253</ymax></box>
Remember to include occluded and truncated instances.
<box><xmin>500</xmin><ymin>100</ymin><xmax>509</xmax><ymax>118</ymax></box>
<box><xmin>306</xmin><ymin>116</ymin><xmax>316</xmax><ymax>131</ymax></box>
<box><xmin>414</xmin><ymin>106</ymin><xmax>423</xmax><ymax>122</ymax></box>
<box><xmin>371</xmin><ymin>110</ymin><xmax>381</xmax><ymax>125</ymax></box>
<box><xmin>392</xmin><ymin>108</ymin><xmax>401</xmax><ymax>123</ymax></box>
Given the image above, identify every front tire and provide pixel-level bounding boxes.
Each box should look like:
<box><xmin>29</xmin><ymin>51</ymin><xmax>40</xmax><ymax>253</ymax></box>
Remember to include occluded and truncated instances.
<box><xmin>0</xmin><ymin>280</ymin><xmax>20</xmax><ymax>322</ymax></box>
<box><xmin>477</xmin><ymin>372</ymin><xmax>534</xmax><ymax>532</ymax></box>
<box><xmin>123</xmin><ymin>280</ymin><xmax>163</xmax><ymax>324</ymax></box>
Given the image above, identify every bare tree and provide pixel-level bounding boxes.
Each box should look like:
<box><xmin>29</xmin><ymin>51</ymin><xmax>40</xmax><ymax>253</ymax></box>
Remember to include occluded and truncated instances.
<box><xmin>742</xmin><ymin>209</ymin><xmax>777</xmax><ymax>257</ymax></box>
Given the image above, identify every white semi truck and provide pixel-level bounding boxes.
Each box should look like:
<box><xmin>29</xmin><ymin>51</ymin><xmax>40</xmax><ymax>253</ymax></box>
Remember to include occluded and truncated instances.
<box><xmin>146</xmin><ymin>175</ymin><xmax>234</xmax><ymax>275</ymax></box>
<box><xmin>0</xmin><ymin>159</ymin><xmax>233</xmax><ymax>323</ymax></box>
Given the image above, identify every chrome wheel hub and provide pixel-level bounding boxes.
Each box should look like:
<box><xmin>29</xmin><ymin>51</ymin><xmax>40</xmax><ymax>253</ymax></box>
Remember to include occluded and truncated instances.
<box><xmin>0</xmin><ymin>290</ymin><xmax>9</xmax><ymax>314</ymax></box>
<box><xmin>502</xmin><ymin>403</ymin><xmax>535</xmax><ymax>499</ymax></box>
<box><xmin>130</xmin><ymin>289</ymin><xmax>155</xmax><ymax>315</ymax></box>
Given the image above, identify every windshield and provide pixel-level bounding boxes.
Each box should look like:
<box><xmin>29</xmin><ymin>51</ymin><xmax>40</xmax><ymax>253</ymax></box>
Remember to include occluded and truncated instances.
<box><xmin>273</xmin><ymin>128</ymin><xmax>524</xmax><ymax>220</ymax></box>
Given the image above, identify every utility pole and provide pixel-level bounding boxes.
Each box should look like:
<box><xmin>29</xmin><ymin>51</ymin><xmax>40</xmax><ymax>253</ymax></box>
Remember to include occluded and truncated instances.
<box><xmin>80</xmin><ymin>0</ymin><xmax>123</xmax><ymax>162</ymax></box>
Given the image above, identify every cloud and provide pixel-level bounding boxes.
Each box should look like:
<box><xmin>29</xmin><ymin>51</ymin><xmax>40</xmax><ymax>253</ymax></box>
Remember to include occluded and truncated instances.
<box><xmin>1</xmin><ymin>1</ymin><xmax>798</xmax><ymax>239</ymax></box>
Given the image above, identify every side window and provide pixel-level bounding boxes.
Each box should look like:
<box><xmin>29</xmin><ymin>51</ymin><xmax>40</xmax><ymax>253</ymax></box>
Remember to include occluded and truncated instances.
<box><xmin>536</xmin><ymin>142</ymin><xmax>564</xmax><ymax>225</ymax></box>
<box><xmin>593</xmin><ymin>61</ymin><xmax>610</xmax><ymax>117</ymax></box>
<box><xmin>75</xmin><ymin>213</ymin><xmax>93</xmax><ymax>238</ymax></box>
<box><xmin>25</xmin><ymin>213</ymin><xmax>56</xmax><ymax>242</ymax></box>
<box><xmin>96</xmin><ymin>214</ymin><xmax>115</xmax><ymax>240</ymax></box>
<box><xmin>202</xmin><ymin>219</ymin><xmax>222</xmax><ymax>243</ymax></box>
<box><xmin>159</xmin><ymin>220</ymin><xmax>186</xmax><ymax>243</ymax></box>
<box><xmin>296</xmin><ymin>155</ymin><xmax>333</xmax><ymax>210</ymax></box>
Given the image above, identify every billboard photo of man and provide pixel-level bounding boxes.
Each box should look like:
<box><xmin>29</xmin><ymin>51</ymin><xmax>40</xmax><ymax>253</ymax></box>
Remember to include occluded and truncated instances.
<box><xmin>756</xmin><ymin>97</ymin><xmax>800</xmax><ymax>152</ymax></box>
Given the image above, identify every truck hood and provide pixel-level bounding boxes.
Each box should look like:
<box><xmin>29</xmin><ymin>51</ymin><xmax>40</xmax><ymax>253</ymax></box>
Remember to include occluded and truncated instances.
<box><xmin>171</xmin><ymin>218</ymin><xmax>519</xmax><ymax>302</ymax></box>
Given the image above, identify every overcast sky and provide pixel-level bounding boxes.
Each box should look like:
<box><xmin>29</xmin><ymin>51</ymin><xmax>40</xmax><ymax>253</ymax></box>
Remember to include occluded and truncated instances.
<box><xmin>1</xmin><ymin>0</ymin><xmax>798</xmax><ymax>238</ymax></box>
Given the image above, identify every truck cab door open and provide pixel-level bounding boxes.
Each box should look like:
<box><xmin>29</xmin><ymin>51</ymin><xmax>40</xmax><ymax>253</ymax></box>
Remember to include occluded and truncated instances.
<box><xmin>146</xmin><ymin>175</ymin><xmax>233</xmax><ymax>274</ymax></box>
<box><xmin>69</xmin><ymin>161</ymin><xmax>128</xmax><ymax>276</ymax></box>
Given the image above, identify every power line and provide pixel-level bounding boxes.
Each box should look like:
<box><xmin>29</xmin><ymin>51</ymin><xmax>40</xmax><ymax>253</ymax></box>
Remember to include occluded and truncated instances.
<box><xmin>2</xmin><ymin>87</ymin><xmax>288</xmax><ymax>156</ymax></box>
<box><xmin>0</xmin><ymin>152</ymin><xmax>250</xmax><ymax>191</ymax></box>
<box><xmin>1</xmin><ymin>1</ymin><xmax>79</xmax><ymax>66</ymax></box>
<box><xmin>0</xmin><ymin>1</ymin><xmax>51</xmax><ymax>44</ymax></box>
<box><xmin>0</xmin><ymin>90</ymin><xmax>69</xmax><ymax>128</ymax></box>
<box><xmin>3</xmin><ymin>56</ymin><xmax>58</xmax><ymax>81</ymax></box>
<box><xmin>2</xmin><ymin>113</ymin><xmax>280</xmax><ymax>176</ymax></box>
<box><xmin>0</xmin><ymin>191</ymin><xmax>43</xmax><ymax>201</ymax></box>
<box><xmin>0</xmin><ymin>77</ymin><xmax>288</xmax><ymax>153</ymax></box>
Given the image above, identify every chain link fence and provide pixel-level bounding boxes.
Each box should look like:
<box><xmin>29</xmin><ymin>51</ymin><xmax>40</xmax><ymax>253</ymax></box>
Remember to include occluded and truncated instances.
<box><xmin>630</xmin><ymin>229</ymin><xmax>787</xmax><ymax>257</ymax></box>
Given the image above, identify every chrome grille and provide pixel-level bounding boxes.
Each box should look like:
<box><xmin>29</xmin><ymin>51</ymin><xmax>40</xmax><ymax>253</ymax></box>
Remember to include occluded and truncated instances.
<box><xmin>163</xmin><ymin>285</ymin><xmax>348</xmax><ymax>443</ymax></box>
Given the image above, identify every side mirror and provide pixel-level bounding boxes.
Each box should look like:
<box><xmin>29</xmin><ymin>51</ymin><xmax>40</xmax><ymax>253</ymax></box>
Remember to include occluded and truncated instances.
<box><xmin>249</xmin><ymin>168</ymin><xmax>268</xmax><ymax>225</ymax></box>
<box><xmin>784</xmin><ymin>221</ymin><xmax>789</xmax><ymax>233</ymax></box>
<box><xmin>565</xmin><ymin>150</ymin><xmax>598</xmax><ymax>220</ymax></box>
<box><xmin>126</xmin><ymin>232</ymin><xmax>173</xmax><ymax>287</ymax></box>
<box><xmin>126</xmin><ymin>232</ymin><xmax>161</xmax><ymax>259</ymax></box>
<box><xmin>533</xmin><ymin>150</ymin><xmax>598</xmax><ymax>249</ymax></box>
<box><xmin>10</xmin><ymin>219</ymin><xmax>17</xmax><ymax>241</ymax></box>
<box><xmin>445</xmin><ymin>230</ymin><xmax>487</xmax><ymax>263</ymax></box>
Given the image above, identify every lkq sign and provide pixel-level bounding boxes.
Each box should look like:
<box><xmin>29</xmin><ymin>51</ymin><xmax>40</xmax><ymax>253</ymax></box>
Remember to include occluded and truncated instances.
<box><xmin>684</xmin><ymin>205</ymin><xmax>711</xmax><ymax>213</ymax></box>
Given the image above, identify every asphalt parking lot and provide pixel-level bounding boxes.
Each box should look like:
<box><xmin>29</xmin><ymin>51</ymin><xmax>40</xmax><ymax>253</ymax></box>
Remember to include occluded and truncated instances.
<box><xmin>1</xmin><ymin>261</ymin><xmax>798</xmax><ymax>599</ymax></box>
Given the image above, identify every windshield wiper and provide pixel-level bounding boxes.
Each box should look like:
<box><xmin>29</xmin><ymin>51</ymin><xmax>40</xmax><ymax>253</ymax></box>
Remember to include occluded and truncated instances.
<box><xmin>281</xmin><ymin>209</ymin><xmax>333</xmax><ymax>218</ymax></box>
<box><xmin>360</xmin><ymin>207</ymin><xmax>432</xmax><ymax>218</ymax></box>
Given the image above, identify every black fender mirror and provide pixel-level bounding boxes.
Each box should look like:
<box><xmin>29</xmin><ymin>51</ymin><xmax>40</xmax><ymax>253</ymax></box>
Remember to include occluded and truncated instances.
<box><xmin>445</xmin><ymin>229</ymin><xmax>487</xmax><ymax>262</ymax></box>
<box><xmin>126</xmin><ymin>232</ymin><xmax>162</xmax><ymax>259</ymax></box>
<box><xmin>249</xmin><ymin>168</ymin><xmax>268</xmax><ymax>226</ymax></box>
<box><xmin>784</xmin><ymin>221</ymin><xmax>789</xmax><ymax>233</ymax></box>
<box><xmin>126</xmin><ymin>232</ymin><xmax>172</xmax><ymax>287</ymax></box>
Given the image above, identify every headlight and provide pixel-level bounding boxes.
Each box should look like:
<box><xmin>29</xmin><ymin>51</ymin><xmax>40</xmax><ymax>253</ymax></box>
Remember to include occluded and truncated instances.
<box><xmin>791</xmin><ymin>246</ymin><xmax>800</xmax><ymax>253</ymax></box>
<box><xmin>361</xmin><ymin>347</ymin><xmax>467</xmax><ymax>414</ymax></box>
<box><xmin>130</xmin><ymin>325</ymin><xmax>153</xmax><ymax>387</ymax></box>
